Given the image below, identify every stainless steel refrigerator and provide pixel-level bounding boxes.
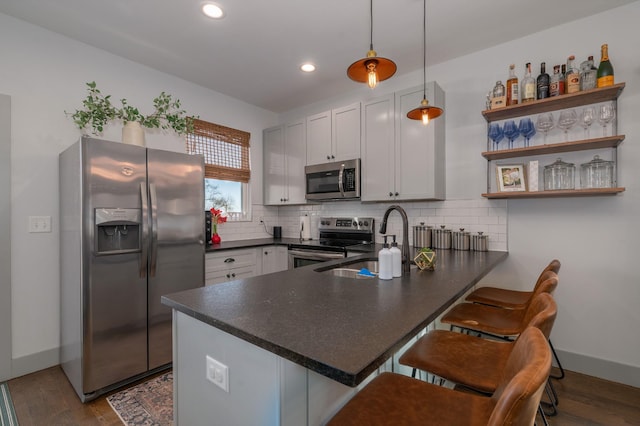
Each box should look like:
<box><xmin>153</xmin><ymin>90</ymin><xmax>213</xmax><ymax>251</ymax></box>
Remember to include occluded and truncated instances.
<box><xmin>59</xmin><ymin>136</ymin><xmax>204</xmax><ymax>402</ymax></box>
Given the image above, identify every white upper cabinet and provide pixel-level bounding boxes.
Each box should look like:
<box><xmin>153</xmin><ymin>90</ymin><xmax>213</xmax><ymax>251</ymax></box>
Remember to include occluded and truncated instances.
<box><xmin>306</xmin><ymin>102</ymin><xmax>361</xmax><ymax>165</ymax></box>
<box><xmin>361</xmin><ymin>83</ymin><xmax>446</xmax><ymax>201</ymax></box>
<box><xmin>263</xmin><ymin>119</ymin><xmax>307</xmax><ymax>205</ymax></box>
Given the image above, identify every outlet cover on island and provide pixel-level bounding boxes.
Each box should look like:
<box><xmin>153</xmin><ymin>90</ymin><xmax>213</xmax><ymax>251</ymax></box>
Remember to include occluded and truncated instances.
<box><xmin>206</xmin><ymin>355</ymin><xmax>229</xmax><ymax>393</ymax></box>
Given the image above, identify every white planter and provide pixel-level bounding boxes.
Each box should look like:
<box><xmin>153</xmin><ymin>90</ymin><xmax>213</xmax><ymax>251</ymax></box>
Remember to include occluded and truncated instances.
<box><xmin>122</xmin><ymin>121</ymin><xmax>146</xmax><ymax>146</ymax></box>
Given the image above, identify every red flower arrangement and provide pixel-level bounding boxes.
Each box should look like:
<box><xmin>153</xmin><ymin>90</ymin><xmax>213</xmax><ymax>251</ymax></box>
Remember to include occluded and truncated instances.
<box><xmin>210</xmin><ymin>208</ymin><xmax>227</xmax><ymax>244</ymax></box>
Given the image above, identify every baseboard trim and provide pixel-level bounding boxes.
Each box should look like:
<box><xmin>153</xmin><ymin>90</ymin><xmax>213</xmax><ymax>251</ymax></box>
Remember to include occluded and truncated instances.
<box><xmin>555</xmin><ymin>349</ymin><xmax>639</xmax><ymax>388</ymax></box>
<box><xmin>10</xmin><ymin>347</ymin><xmax>59</xmax><ymax>380</ymax></box>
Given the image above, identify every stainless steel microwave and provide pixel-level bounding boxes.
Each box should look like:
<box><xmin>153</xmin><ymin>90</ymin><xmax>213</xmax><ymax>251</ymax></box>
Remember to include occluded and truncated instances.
<box><xmin>305</xmin><ymin>158</ymin><xmax>360</xmax><ymax>201</ymax></box>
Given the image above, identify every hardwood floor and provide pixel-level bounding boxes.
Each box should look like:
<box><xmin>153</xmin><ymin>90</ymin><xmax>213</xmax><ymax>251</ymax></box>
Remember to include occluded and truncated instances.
<box><xmin>7</xmin><ymin>365</ymin><xmax>640</xmax><ymax>425</ymax></box>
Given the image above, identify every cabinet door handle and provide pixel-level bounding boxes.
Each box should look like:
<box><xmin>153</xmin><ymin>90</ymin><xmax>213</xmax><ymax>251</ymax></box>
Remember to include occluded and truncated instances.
<box><xmin>226</xmin><ymin>273</ymin><xmax>230</xmax><ymax>278</ymax></box>
<box><xmin>231</xmin><ymin>273</ymin><xmax>236</xmax><ymax>278</ymax></box>
<box><xmin>327</xmin><ymin>155</ymin><xmax>331</xmax><ymax>160</ymax></box>
<box><xmin>224</xmin><ymin>258</ymin><xmax>235</xmax><ymax>263</ymax></box>
<box><xmin>395</xmin><ymin>192</ymin><xmax>399</xmax><ymax>196</ymax></box>
<box><xmin>264</xmin><ymin>251</ymin><xmax>268</xmax><ymax>255</ymax></box>
<box><xmin>331</xmin><ymin>155</ymin><xmax>335</xmax><ymax>159</ymax></box>
<box><xmin>389</xmin><ymin>192</ymin><xmax>393</xmax><ymax>197</ymax></box>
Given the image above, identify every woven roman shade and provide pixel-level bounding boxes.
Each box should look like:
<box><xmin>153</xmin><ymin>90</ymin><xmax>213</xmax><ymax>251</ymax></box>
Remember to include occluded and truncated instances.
<box><xmin>186</xmin><ymin>118</ymin><xmax>251</xmax><ymax>183</ymax></box>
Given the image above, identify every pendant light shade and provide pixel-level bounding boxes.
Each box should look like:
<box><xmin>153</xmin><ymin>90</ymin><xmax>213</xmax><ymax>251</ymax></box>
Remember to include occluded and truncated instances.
<box><xmin>347</xmin><ymin>0</ymin><xmax>396</xmax><ymax>88</ymax></box>
<box><xmin>407</xmin><ymin>0</ymin><xmax>443</xmax><ymax>124</ymax></box>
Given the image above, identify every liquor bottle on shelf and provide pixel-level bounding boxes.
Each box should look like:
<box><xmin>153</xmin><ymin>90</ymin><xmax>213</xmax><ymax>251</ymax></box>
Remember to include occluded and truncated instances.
<box><xmin>565</xmin><ymin>55</ymin><xmax>581</xmax><ymax>94</ymax></box>
<box><xmin>597</xmin><ymin>43</ymin><xmax>614</xmax><ymax>87</ymax></box>
<box><xmin>560</xmin><ymin>64</ymin><xmax>566</xmax><ymax>95</ymax></box>
<box><xmin>506</xmin><ymin>64</ymin><xmax>519</xmax><ymax>106</ymax></box>
<box><xmin>580</xmin><ymin>56</ymin><xmax>597</xmax><ymax>91</ymax></box>
<box><xmin>550</xmin><ymin>65</ymin><xmax>562</xmax><ymax>97</ymax></box>
<box><xmin>490</xmin><ymin>80</ymin><xmax>506</xmax><ymax>109</ymax></box>
<box><xmin>520</xmin><ymin>62</ymin><xmax>536</xmax><ymax>103</ymax></box>
<box><xmin>536</xmin><ymin>62</ymin><xmax>550</xmax><ymax>99</ymax></box>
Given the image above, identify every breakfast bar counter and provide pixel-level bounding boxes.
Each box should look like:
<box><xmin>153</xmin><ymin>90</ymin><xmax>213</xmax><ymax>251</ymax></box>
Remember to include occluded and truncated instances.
<box><xmin>162</xmin><ymin>249</ymin><xmax>508</xmax><ymax>425</ymax></box>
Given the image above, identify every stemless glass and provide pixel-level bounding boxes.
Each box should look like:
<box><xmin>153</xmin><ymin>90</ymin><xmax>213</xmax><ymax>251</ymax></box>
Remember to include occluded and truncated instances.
<box><xmin>518</xmin><ymin>117</ymin><xmax>536</xmax><ymax>147</ymax></box>
<box><xmin>557</xmin><ymin>109</ymin><xmax>577</xmax><ymax>141</ymax></box>
<box><xmin>536</xmin><ymin>113</ymin><xmax>554</xmax><ymax>144</ymax></box>
<box><xmin>598</xmin><ymin>103</ymin><xmax>615</xmax><ymax>137</ymax></box>
<box><xmin>488</xmin><ymin>123</ymin><xmax>504</xmax><ymax>151</ymax></box>
<box><xmin>503</xmin><ymin>120</ymin><xmax>520</xmax><ymax>149</ymax></box>
<box><xmin>579</xmin><ymin>107</ymin><xmax>595</xmax><ymax>139</ymax></box>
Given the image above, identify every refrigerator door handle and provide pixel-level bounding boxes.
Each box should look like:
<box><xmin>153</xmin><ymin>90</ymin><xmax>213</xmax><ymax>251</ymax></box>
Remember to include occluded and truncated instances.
<box><xmin>149</xmin><ymin>183</ymin><xmax>159</xmax><ymax>277</ymax></box>
<box><xmin>139</xmin><ymin>182</ymin><xmax>148</xmax><ymax>278</ymax></box>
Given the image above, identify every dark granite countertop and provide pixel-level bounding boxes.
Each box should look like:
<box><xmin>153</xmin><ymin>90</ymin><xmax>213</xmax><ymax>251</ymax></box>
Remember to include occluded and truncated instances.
<box><xmin>162</xmin><ymin>249</ymin><xmax>508</xmax><ymax>387</ymax></box>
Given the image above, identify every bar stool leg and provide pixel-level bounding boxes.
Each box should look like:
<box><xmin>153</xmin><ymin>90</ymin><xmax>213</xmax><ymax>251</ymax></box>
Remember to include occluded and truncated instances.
<box><xmin>549</xmin><ymin>339</ymin><xmax>565</xmax><ymax>380</ymax></box>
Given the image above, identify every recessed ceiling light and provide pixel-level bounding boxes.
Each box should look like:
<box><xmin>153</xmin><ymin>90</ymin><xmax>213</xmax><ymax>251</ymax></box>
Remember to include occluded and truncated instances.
<box><xmin>202</xmin><ymin>3</ymin><xmax>224</xmax><ymax>19</ymax></box>
<box><xmin>301</xmin><ymin>63</ymin><xmax>316</xmax><ymax>72</ymax></box>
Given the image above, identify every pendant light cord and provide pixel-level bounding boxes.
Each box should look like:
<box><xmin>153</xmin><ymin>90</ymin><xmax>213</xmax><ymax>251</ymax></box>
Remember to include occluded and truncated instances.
<box><xmin>369</xmin><ymin>0</ymin><xmax>374</xmax><ymax>50</ymax></box>
<box><xmin>422</xmin><ymin>0</ymin><xmax>426</xmax><ymax>99</ymax></box>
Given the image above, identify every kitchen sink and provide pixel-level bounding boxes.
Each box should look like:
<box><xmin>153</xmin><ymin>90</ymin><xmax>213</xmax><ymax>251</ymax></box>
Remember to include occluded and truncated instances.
<box><xmin>316</xmin><ymin>258</ymin><xmax>379</xmax><ymax>279</ymax></box>
<box><xmin>316</xmin><ymin>257</ymin><xmax>416</xmax><ymax>278</ymax></box>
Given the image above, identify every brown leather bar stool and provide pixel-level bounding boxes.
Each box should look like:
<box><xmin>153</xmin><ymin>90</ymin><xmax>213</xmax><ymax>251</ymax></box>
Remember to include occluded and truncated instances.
<box><xmin>464</xmin><ymin>260</ymin><xmax>565</xmax><ymax>381</ymax></box>
<box><xmin>465</xmin><ymin>259</ymin><xmax>561</xmax><ymax>309</ymax></box>
<box><xmin>327</xmin><ymin>327</ymin><xmax>551</xmax><ymax>426</ymax></box>
<box><xmin>399</xmin><ymin>293</ymin><xmax>557</xmax><ymax>425</ymax></box>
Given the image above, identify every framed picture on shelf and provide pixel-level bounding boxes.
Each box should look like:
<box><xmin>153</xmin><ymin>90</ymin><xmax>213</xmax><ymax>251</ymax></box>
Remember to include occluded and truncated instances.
<box><xmin>496</xmin><ymin>164</ymin><xmax>527</xmax><ymax>192</ymax></box>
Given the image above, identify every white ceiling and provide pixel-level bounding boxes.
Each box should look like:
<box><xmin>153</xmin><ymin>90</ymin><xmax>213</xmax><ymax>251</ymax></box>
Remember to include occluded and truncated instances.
<box><xmin>0</xmin><ymin>0</ymin><xmax>636</xmax><ymax>113</ymax></box>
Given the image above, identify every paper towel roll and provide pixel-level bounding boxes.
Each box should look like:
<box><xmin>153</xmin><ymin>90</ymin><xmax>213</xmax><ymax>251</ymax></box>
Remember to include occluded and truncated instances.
<box><xmin>300</xmin><ymin>216</ymin><xmax>311</xmax><ymax>240</ymax></box>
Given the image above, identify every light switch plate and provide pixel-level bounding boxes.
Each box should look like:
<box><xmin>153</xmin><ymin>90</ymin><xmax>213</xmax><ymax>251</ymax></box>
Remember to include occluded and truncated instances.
<box><xmin>206</xmin><ymin>355</ymin><xmax>229</xmax><ymax>393</ymax></box>
<box><xmin>28</xmin><ymin>216</ymin><xmax>51</xmax><ymax>233</ymax></box>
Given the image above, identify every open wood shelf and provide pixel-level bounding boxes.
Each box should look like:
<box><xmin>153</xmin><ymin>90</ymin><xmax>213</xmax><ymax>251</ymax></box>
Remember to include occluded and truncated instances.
<box><xmin>481</xmin><ymin>83</ymin><xmax>625</xmax><ymax>122</ymax></box>
<box><xmin>482</xmin><ymin>135</ymin><xmax>625</xmax><ymax>160</ymax></box>
<box><xmin>482</xmin><ymin>187</ymin><xmax>625</xmax><ymax>199</ymax></box>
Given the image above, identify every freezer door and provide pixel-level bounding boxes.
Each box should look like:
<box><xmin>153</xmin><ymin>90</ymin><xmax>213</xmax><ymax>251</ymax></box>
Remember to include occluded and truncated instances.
<box><xmin>147</xmin><ymin>148</ymin><xmax>205</xmax><ymax>369</ymax></box>
<box><xmin>82</xmin><ymin>138</ymin><xmax>148</xmax><ymax>394</ymax></box>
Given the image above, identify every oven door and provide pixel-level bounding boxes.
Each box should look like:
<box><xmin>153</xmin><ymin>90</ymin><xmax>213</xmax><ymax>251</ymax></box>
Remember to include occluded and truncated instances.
<box><xmin>288</xmin><ymin>248</ymin><xmax>346</xmax><ymax>269</ymax></box>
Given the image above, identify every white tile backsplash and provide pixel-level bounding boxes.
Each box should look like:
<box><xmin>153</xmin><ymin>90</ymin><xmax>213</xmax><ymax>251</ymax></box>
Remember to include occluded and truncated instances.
<box><xmin>216</xmin><ymin>199</ymin><xmax>508</xmax><ymax>252</ymax></box>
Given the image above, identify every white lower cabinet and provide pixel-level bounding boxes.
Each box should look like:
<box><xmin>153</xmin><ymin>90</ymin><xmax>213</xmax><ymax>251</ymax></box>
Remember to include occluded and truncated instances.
<box><xmin>205</xmin><ymin>248</ymin><xmax>260</xmax><ymax>286</ymax></box>
<box><xmin>261</xmin><ymin>245</ymin><xmax>288</xmax><ymax>275</ymax></box>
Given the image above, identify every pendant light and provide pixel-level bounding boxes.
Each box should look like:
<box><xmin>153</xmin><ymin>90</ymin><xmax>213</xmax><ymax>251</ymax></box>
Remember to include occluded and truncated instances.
<box><xmin>407</xmin><ymin>0</ymin><xmax>443</xmax><ymax>124</ymax></box>
<box><xmin>347</xmin><ymin>0</ymin><xmax>396</xmax><ymax>89</ymax></box>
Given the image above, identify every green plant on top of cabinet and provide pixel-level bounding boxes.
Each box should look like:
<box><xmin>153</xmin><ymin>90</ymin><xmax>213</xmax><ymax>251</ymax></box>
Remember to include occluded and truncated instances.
<box><xmin>481</xmin><ymin>83</ymin><xmax>625</xmax><ymax>198</ymax></box>
<box><xmin>361</xmin><ymin>83</ymin><xmax>446</xmax><ymax>202</ymax></box>
<box><xmin>306</xmin><ymin>102</ymin><xmax>361</xmax><ymax>166</ymax></box>
<box><xmin>264</xmin><ymin>120</ymin><xmax>307</xmax><ymax>205</ymax></box>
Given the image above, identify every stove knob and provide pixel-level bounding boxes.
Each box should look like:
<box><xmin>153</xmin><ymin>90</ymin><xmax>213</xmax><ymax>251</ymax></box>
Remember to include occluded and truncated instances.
<box><xmin>352</xmin><ymin>221</ymin><xmax>357</xmax><ymax>227</ymax></box>
<box><xmin>358</xmin><ymin>221</ymin><xmax>363</xmax><ymax>226</ymax></box>
<box><xmin>363</xmin><ymin>220</ymin><xmax>369</xmax><ymax>227</ymax></box>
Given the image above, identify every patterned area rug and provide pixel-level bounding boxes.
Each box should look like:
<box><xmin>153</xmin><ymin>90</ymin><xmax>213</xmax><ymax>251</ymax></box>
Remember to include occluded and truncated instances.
<box><xmin>107</xmin><ymin>372</ymin><xmax>173</xmax><ymax>426</ymax></box>
<box><xmin>0</xmin><ymin>382</ymin><xmax>18</xmax><ymax>426</ymax></box>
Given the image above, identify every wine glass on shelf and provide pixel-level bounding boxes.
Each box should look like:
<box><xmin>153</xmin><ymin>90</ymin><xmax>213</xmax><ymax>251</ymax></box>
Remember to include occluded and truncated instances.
<box><xmin>502</xmin><ymin>120</ymin><xmax>520</xmax><ymax>149</ymax></box>
<box><xmin>557</xmin><ymin>109</ymin><xmax>577</xmax><ymax>141</ymax></box>
<box><xmin>487</xmin><ymin>123</ymin><xmax>504</xmax><ymax>151</ymax></box>
<box><xmin>598</xmin><ymin>103</ymin><xmax>615</xmax><ymax>137</ymax></box>
<box><xmin>536</xmin><ymin>113</ymin><xmax>554</xmax><ymax>144</ymax></box>
<box><xmin>579</xmin><ymin>107</ymin><xmax>595</xmax><ymax>139</ymax></box>
<box><xmin>518</xmin><ymin>117</ymin><xmax>536</xmax><ymax>147</ymax></box>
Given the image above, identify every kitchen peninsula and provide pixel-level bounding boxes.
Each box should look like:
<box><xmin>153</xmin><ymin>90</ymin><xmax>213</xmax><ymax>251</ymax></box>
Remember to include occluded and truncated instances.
<box><xmin>162</xmin><ymin>249</ymin><xmax>508</xmax><ymax>425</ymax></box>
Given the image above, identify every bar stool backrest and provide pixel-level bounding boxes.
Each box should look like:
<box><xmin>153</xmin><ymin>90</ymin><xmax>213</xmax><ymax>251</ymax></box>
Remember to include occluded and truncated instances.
<box><xmin>488</xmin><ymin>327</ymin><xmax>551</xmax><ymax>425</ymax></box>
<box><xmin>523</xmin><ymin>271</ymin><xmax>558</xmax><ymax>311</ymax></box>
<box><xmin>521</xmin><ymin>292</ymin><xmax>557</xmax><ymax>339</ymax></box>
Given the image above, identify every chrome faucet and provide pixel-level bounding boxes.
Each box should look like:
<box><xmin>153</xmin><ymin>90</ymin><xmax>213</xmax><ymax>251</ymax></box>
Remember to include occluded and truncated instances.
<box><xmin>379</xmin><ymin>205</ymin><xmax>411</xmax><ymax>275</ymax></box>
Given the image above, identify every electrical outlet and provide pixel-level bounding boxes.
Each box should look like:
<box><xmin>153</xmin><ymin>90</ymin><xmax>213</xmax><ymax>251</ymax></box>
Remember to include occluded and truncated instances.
<box><xmin>28</xmin><ymin>216</ymin><xmax>52</xmax><ymax>233</ymax></box>
<box><xmin>206</xmin><ymin>355</ymin><xmax>229</xmax><ymax>393</ymax></box>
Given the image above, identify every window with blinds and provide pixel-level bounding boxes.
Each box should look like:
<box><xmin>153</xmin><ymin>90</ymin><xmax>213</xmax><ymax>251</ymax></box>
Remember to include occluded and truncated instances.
<box><xmin>186</xmin><ymin>118</ymin><xmax>251</xmax><ymax>183</ymax></box>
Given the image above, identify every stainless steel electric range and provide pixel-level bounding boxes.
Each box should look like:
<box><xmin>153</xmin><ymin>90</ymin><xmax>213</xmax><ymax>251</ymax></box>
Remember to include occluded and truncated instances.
<box><xmin>288</xmin><ymin>217</ymin><xmax>375</xmax><ymax>269</ymax></box>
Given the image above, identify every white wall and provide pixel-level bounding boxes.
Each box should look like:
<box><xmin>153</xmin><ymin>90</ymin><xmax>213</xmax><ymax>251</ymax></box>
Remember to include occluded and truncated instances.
<box><xmin>277</xmin><ymin>3</ymin><xmax>640</xmax><ymax>386</ymax></box>
<box><xmin>0</xmin><ymin>12</ymin><xmax>277</xmax><ymax>375</ymax></box>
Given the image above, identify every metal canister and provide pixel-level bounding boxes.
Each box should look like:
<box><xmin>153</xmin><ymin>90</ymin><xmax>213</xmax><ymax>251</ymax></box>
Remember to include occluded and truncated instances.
<box><xmin>413</xmin><ymin>223</ymin><xmax>432</xmax><ymax>248</ymax></box>
<box><xmin>432</xmin><ymin>226</ymin><xmax>451</xmax><ymax>249</ymax></box>
<box><xmin>471</xmin><ymin>232</ymin><xmax>488</xmax><ymax>251</ymax></box>
<box><xmin>452</xmin><ymin>228</ymin><xmax>470</xmax><ymax>250</ymax></box>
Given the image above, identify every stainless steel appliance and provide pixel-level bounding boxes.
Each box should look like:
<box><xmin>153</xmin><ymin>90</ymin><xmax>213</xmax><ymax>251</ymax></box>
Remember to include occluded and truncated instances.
<box><xmin>59</xmin><ymin>137</ymin><xmax>205</xmax><ymax>402</ymax></box>
<box><xmin>288</xmin><ymin>217</ymin><xmax>374</xmax><ymax>269</ymax></box>
<box><xmin>305</xmin><ymin>158</ymin><xmax>360</xmax><ymax>201</ymax></box>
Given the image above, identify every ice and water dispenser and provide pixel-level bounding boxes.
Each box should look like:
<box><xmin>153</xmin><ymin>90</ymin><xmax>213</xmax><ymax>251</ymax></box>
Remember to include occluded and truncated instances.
<box><xmin>95</xmin><ymin>208</ymin><xmax>142</xmax><ymax>254</ymax></box>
